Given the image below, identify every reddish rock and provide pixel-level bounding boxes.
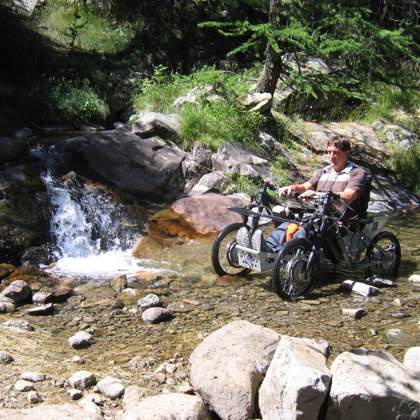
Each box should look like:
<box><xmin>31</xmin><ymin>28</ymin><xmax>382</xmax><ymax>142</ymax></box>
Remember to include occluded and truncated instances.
<box><xmin>32</xmin><ymin>288</ymin><xmax>74</xmax><ymax>305</ymax></box>
<box><xmin>147</xmin><ymin>193</ymin><xmax>249</xmax><ymax>240</ymax></box>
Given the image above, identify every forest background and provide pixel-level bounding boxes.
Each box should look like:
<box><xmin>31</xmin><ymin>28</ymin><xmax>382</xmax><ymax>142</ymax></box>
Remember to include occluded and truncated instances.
<box><xmin>0</xmin><ymin>0</ymin><xmax>418</xmax><ymax>192</ymax></box>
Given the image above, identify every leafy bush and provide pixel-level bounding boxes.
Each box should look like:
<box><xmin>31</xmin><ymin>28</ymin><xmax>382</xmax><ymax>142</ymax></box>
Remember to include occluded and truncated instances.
<box><xmin>28</xmin><ymin>77</ymin><xmax>109</xmax><ymax>124</ymax></box>
<box><xmin>390</xmin><ymin>144</ymin><xmax>420</xmax><ymax>194</ymax></box>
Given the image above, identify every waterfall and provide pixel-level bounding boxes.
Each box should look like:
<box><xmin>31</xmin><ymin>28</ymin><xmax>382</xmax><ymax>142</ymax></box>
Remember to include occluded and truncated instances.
<box><xmin>38</xmin><ymin>146</ymin><xmax>159</xmax><ymax>279</ymax></box>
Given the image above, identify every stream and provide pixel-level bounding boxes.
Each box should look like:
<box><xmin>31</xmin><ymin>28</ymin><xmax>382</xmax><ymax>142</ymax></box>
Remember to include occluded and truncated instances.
<box><xmin>0</xmin><ymin>139</ymin><xmax>418</xmax><ymax>415</ymax></box>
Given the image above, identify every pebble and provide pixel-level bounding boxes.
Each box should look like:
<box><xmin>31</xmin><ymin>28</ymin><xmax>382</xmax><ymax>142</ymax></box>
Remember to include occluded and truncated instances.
<box><xmin>342</xmin><ymin>308</ymin><xmax>367</xmax><ymax>320</ymax></box>
<box><xmin>0</xmin><ymin>351</ymin><xmax>14</xmax><ymax>365</ymax></box>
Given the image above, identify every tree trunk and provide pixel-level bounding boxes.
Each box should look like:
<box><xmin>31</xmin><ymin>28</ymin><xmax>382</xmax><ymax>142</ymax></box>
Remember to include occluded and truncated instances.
<box><xmin>255</xmin><ymin>0</ymin><xmax>283</xmax><ymax>97</ymax></box>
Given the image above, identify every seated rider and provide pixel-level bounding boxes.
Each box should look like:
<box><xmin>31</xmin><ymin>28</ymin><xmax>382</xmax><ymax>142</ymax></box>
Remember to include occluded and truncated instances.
<box><xmin>251</xmin><ymin>136</ymin><xmax>367</xmax><ymax>252</ymax></box>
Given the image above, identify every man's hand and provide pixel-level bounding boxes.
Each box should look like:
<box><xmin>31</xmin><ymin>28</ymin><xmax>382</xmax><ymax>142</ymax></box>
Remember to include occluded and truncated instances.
<box><xmin>299</xmin><ymin>190</ymin><xmax>318</xmax><ymax>200</ymax></box>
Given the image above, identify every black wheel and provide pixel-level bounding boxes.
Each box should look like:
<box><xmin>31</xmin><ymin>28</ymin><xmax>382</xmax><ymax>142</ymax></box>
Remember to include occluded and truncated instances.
<box><xmin>211</xmin><ymin>223</ymin><xmax>251</xmax><ymax>277</ymax></box>
<box><xmin>364</xmin><ymin>231</ymin><xmax>401</xmax><ymax>278</ymax></box>
<box><xmin>272</xmin><ymin>238</ymin><xmax>318</xmax><ymax>300</ymax></box>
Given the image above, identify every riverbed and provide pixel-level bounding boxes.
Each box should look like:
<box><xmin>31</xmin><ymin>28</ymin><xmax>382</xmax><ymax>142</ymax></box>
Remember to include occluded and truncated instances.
<box><xmin>0</xmin><ymin>210</ymin><xmax>418</xmax><ymax>415</ymax></box>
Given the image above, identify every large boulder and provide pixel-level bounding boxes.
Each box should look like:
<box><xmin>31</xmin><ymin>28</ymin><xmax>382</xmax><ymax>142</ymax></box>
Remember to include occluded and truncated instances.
<box><xmin>259</xmin><ymin>336</ymin><xmax>331</xmax><ymax>420</ymax></box>
<box><xmin>189</xmin><ymin>320</ymin><xmax>281</xmax><ymax>420</ymax></box>
<box><xmin>0</xmin><ymin>136</ymin><xmax>29</xmax><ymax>165</ymax></box>
<box><xmin>121</xmin><ymin>393</ymin><xmax>212</xmax><ymax>420</ymax></box>
<box><xmin>145</xmin><ymin>192</ymin><xmax>249</xmax><ymax>240</ymax></box>
<box><xmin>211</xmin><ymin>143</ymin><xmax>270</xmax><ymax>178</ymax></box>
<box><xmin>0</xmin><ymin>403</ymin><xmax>103</xmax><ymax>419</ymax></box>
<box><xmin>132</xmin><ymin>112</ymin><xmax>181</xmax><ymax>139</ymax></box>
<box><xmin>55</xmin><ymin>130</ymin><xmax>187</xmax><ymax>202</ymax></box>
<box><xmin>326</xmin><ymin>348</ymin><xmax>420</xmax><ymax>419</ymax></box>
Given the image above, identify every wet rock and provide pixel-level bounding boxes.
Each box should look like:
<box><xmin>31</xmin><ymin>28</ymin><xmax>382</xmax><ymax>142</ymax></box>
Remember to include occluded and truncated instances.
<box><xmin>145</xmin><ymin>192</ymin><xmax>248</xmax><ymax>241</ymax></box>
<box><xmin>0</xmin><ymin>404</ymin><xmax>103</xmax><ymax>419</ymax></box>
<box><xmin>68</xmin><ymin>331</ymin><xmax>94</xmax><ymax>349</ymax></box>
<box><xmin>0</xmin><ymin>263</ymin><xmax>15</xmax><ymax>280</ymax></box>
<box><xmin>32</xmin><ymin>288</ymin><xmax>73</xmax><ymax>304</ymax></box>
<box><xmin>97</xmin><ymin>376</ymin><xmax>125</xmax><ymax>400</ymax></box>
<box><xmin>137</xmin><ymin>293</ymin><xmax>162</xmax><ymax>311</ymax></box>
<box><xmin>111</xmin><ymin>275</ymin><xmax>127</xmax><ymax>293</ymax></box>
<box><xmin>342</xmin><ymin>308</ymin><xmax>367</xmax><ymax>320</ymax></box>
<box><xmin>189</xmin><ymin>320</ymin><xmax>280</xmax><ymax>420</ymax></box>
<box><xmin>27</xmin><ymin>303</ymin><xmax>54</xmax><ymax>316</ymax></box>
<box><xmin>20</xmin><ymin>372</ymin><xmax>46</xmax><ymax>382</ymax></box>
<box><xmin>14</xmin><ymin>379</ymin><xmax>35</xmax><ymax>392</ymax></box>
<box><xmin>259</xmin><ymin>336</ymin><xmax>330</xmax><ymax>420</ymax></box>
<box><xmin>69</xmin><ymin>371</ymin><xmax>97</xmax><ymax>390</ymax></box>
<box><xmin>3</xmin><ymin>319</ymin><xmax>34</xmax><ymax>331</ymax></box>
<box><xmin>0</xmin><ymin>279</ymin><xmax>32</xmax><ymax>304</ymax></box>
<box><xmin>0</xmin><ymin>351</ymin><xmax>14</xmax><ymax>364</ymax></box>
<box><xmin>341</xmin><ymin>280</ymin><xmax>380</xmax><ymax>296</ymax></box>
<box><xmin>121</xmin><ymin>393</ymin><xmax>212</xmax><ymax>420</ymax></box>
<box><xmin>365</xmin><ymin>275</ymin><xmax>396</xmax><ymax>287</ymax></box>
<box><xmin>326</xmin><ymin>348</ymin><xmax>420</xmax><ymax>419</ymax></box>
<box><xmin>141</xmin><ymin>307</ymin><xmax>173</xmax><ymax>324</ymax></box>
<box><xmin>403</xmin><ymin>347</ymin><xmax>420</xmax><ymax>374</ymax></box>
<box><xmin>167</xmin><ymin>301</ymin><xmax>192</xmax><ymax>313</ymax></box>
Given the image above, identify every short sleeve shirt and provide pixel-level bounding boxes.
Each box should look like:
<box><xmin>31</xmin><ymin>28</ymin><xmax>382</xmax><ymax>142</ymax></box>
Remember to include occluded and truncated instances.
<box><xmin>308</xmin><ymin>162</ymin><xmax>366</xmax><ymax>218</ymax></box>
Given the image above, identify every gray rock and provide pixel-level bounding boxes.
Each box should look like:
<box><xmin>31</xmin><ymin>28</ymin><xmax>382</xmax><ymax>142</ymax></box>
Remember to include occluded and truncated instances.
<box><xmin>27</xmin><ymin>390</ymin><xmax>43</xmax><ymax>403</ymax></box>
<box><xmin>141</xmin><ymin>307</ymin><xmax>173</xmax><ymax>324</ymax></box>
<box><xmin>68</xmin><ymin>389</ymin><xmax>84</xmax><ymax>400</ymax></box>
<box><xmin>78</xmin><ymin>398</ymin><xmax>103</xmax><ymax>416</ymax></box>
<box><xmin>365</xmin><ymin>275</ymin><xmax>396</xmax><ymax>287</ymax></box>
<box><xmin>408</xmin><ymin>274</ymin><xmax>420</xmax><ymax>283</ymax></box>
<box><xmin>27</xmin><ymin>303</ymin><xmax>54</xmax><ymax>316</ymax></box>
<box><xmin>14</xmin><ymin>380</ymin><xmax>35</xmax><ymax>392</ymax></box>
<box><xmin>14</xmin><ymin>127</ymin><xmax>34</xmax><ymax>140</ymax></box>
<box><xmin>69</xmin><ymin>371</ymin><xmax>97</xmax><ymax>390</ymax></box>
<box><xmin>259</xmin><ymin>336</ymin><xmax>331</xmax><ymax>420</ymax></box>
<box><xmin>326</xmin><ymin>348</ymin><xmax>420</xmax><ymax>420</ymax></box>
<box><xmin>68</xmin><ymin>331</ymin><xmax>94</xmax><ymax>349</ymax></box>
<box><xmin>0</xmin><ymin>404</ymin><xmax>103</xmax><ymax>419</ymax></box>
<box><xmin>0</xmin><ymin>280</ymin><xmax>32</xmax><ymax>305</ymax></box>
<box><xmin>132</xmin><ymin>112</ymin><xmax>180</xmax><ymax>139</ymax></box>
<box><xmin>137</xmin><ymin>293</ymin><xmax>162</xmax><ymax>311</ymax></box>
<box><xmin>0</xmin><ymin>351</ymin><xmax>14</xmax><ymax>364</ymax></box>
<box><xmin>122</xmin><ymin>385</ymin><xmax>147</xmax><ymax>408</ymax></box>
<box><xmin>341</xmin><ymin>280</ymin><xmax>380</xmax><ymax>296</ymax></box>
<box><xmin>190</xmin><ymin>171</ymin><xmax>228</xmax><ymax>195</ymax></box>
<box><xmin>0</xmin><ymin>300</ymin><xmax>16</xmax><ymax>313</ymax></box>
<box><xmin>0</xmin><ymin>136</ymin><xmax>29</xmax><ymax>165</ymax></box>
<box><xmin>342</xmin><ymin>308</ymin><xmax>367</xmax><ymax>320</ymax></box>
<box><xmin>386</xmin><ymin>329</ymin><xmax>417</xmax><ymax>345</ymax></box>
<box><xmin>121</xmin><ymin>393</ymin><xmax>212</xmax><ymax>420</ymax></box>
<box><xmin>384</xmin><ymin>124</ymin><xmax>416</xmax><ymax>149</ymax></box>
<box><xmin>189</xmin><ymin>320</ymin><xmax>281</xmax><ymax>420</ymax></box>
<box><xmin>3</xmin><ymin>319</ymin><xmax>34</xmax><ymax>331</ymax></box>
<box><xmin>96</xmin><ymin>376</ymin><xmax>125</xmax><ymax>400</ymax></box>
<box><xmin>20</xmin><ymin>372</ymin><xmax>46</xmax><ymax>382</ymax></box>
<box><xmin>404</xmin><ymin>347</ymin><xmax>420</xmax><ymax>374</ymax></box>
<box><xmin>211</xmin><ymin>143</ymin><xmax>270</xmax><ymax>178</ymax></box>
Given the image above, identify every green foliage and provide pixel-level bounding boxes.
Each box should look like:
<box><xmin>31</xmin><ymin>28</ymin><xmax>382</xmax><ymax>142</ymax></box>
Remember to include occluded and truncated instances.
<box><xmin>35</xmin><ymin>0</ymin><xmax>134</xmax><ymax>53</ymax></box>
<box><xmin>390</xmin><ymin>144</ymin><xmax>420</xmax><ymax>194</ymax></box>
<box><xmin>28</xmin><ymin>77</ymin><xmax>109</xmax><ymax>124</ymax></box>
<box><xmin>224</xmin><ymin>174</ymin><xmax>262</xmax><ymax>196</ymax></box>
<box><xmin>132</xmin><ymin>66</ymin><xmax>267</xmax><ymax>150</ymax></box>
<box><xmin>271</xmin><ymin>156</ymin><xmax>290</xmax><ymax>186</ymax></box>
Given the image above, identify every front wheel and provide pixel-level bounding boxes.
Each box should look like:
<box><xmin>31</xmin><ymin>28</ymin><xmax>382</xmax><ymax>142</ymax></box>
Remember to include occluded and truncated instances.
<box><xmin>364</xmin><ymin>231</ymin><xmax>401</xmax><ymax>278</ymax></box>
<box><xmin>272</xmin><ymin>238</ymin><xmax>318</xmax><ymax>300</ymax></box>
<box><xmin>211</xmin><ymin>223</ymin><xmax>251</xmax><ymax>277</ymax></box>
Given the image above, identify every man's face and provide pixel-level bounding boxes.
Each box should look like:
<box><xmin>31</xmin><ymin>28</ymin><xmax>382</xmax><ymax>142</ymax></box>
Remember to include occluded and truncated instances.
<box><xmin>327</xmin><ymin>144</ymin><xmax>350</xmax><ymax>168</ymax></box>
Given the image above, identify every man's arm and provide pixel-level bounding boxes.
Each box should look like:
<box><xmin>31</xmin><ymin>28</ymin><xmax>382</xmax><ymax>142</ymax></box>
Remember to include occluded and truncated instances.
<box><xmin>278</xmin><ymin>181</ymin><xmax>313</xmax><ymax>197</ymax></box>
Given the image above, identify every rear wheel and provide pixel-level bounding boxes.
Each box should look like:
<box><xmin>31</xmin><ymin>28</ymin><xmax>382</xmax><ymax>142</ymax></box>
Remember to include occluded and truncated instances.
<box><xmin>364</xmin><ymin>231</ymin><xmax>401</xmax><ymax>278</ymax></box>
<box><xmin>211</xmin><ymin>223</ymin><xmax>251</xmax><ymax>277</ymax></box>
<box><xmin>272</xmin><ymin>238</ymin><xmax>318</xmax><ymax>300</ymax></box>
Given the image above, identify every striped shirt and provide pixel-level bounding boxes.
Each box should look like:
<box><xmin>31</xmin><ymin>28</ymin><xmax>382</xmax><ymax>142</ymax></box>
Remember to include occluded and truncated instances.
<box><xmin>308</xmin><ymin>162</ymin><xmax>366</xmax><ymax>218</ymax></box>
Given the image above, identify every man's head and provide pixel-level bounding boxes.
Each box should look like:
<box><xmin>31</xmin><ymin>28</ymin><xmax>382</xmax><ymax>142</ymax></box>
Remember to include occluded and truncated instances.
<box><xmin>326</xmin><ymin>136</ymin><xmax>351</xmax><ymax>171</ymax></box>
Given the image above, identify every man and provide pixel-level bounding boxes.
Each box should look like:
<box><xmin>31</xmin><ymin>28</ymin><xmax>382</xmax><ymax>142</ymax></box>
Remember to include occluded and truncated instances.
<box><xmin>240</xmin><ymin>136</ymin><xmax>367</xmax><ymax>252</ymax></box>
